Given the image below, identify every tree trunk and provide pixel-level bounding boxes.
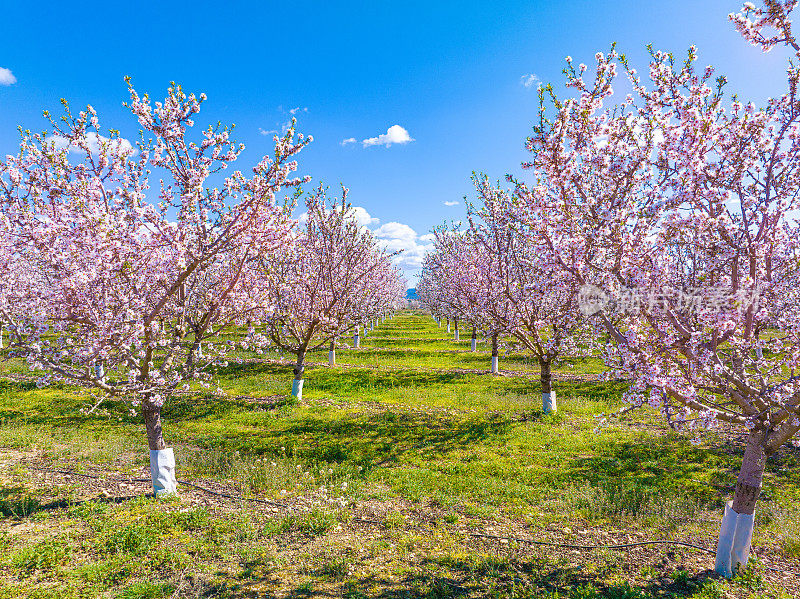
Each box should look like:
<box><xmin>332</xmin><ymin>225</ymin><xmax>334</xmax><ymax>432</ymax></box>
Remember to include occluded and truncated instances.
<box><xmin>447</xmin><ymin>319</ymin><xmax>450</xmax><ymax>334</ymax></box>
<box><xmin>491</xmin><ymin>333</ymin><xmax>499</xmax><ymax>374</ymax></box>
<box><xmin>292</xmin><ymin>352</ymin><xmax>305</xmax><ymax>400</ymax></box>
<box><xmin>540</xmin><ymin>358</ymin><xmax>556</xmax><ymax>413</ymax></box>
<box><xmin>540</xmin><ymin>358</ymin><xmax>552</xmax><ymax>394</ymax></box>
<box><xmin>732</xmin><ymin>429</ymin><xmax>767</xmax><ymax>515</ymax></box>
<box><xmin>143</xmin><ymin>400</ymin><xmax>166</xmax><ymax>450</ymax></box>
<box><xmin>715</xmin><ymin>428</ymin><xmax>768</xmax><ymax>577</ymax></box>
<box><xmin>471</xmin><ymin>327</ymin><xmax>477</xmax><ymax>352</ymax></box>
<box><xmin>454</xmin><ymin>319</ymin><xmax>459</xmax><ymax>341</ymax></box>
<box><xmin>329</xmin><ymin>339</ymin><xmax>336</xmax><ymax>367</ymax></box>
<box><xmin>95</xmin><ymin>360</ymin><xmax>106</xmax><ymax>384</ymax></box>
<box><xmin>293</xmin><ymin>353</ymin><xmax>305</xmax><ymax>381</ymax></box>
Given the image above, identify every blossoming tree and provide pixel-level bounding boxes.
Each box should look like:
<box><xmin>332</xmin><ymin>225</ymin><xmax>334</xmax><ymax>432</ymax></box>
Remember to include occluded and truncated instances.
<box><xmin>512</xmin><ymin>1</ymin><xmax>800</xmax><ymax>574</ymax></box>
<box><xmin>468</xmin><ymin>174</ymin><xmax>589</xmax><ymax>412</ymax></box>
<box><xmin>417</xmin><ymin>225</ymin><xmax>512</xmax><ymax>372</ymax></box>
<box><xmin>0</xmin><ymin>81</ymin><xmax>309</xmax><ymax>494</ymax></box>
<box><xmin>254</xmin><ymin>185</ymin><xmax>404</xmax><ymax>400</ymax></box>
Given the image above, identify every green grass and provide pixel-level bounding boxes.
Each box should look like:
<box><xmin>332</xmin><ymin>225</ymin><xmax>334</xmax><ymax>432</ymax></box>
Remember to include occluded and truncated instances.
<box><xmin>0</xmin><ymin>310</ymin><xmax>797</xmax><ymax>598</ymax></box>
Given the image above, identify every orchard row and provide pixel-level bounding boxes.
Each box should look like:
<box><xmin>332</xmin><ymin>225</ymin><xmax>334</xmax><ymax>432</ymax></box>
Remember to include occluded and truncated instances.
<box><xmin>418</xmin><ymin>1</ymin><xmax>800</xmax><ymax>578</ymax></box>
<box><xmin>0</xmin><ymin>81</ymin><xmax>405</xmax><ymax>493</ymax></box>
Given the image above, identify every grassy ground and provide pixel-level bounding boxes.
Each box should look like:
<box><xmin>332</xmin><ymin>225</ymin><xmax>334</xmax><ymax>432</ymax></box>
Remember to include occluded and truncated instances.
<box><xmin>0</xmin><ymin>310</ymin><xmax>797</xmax><ymax>598</ymax></box>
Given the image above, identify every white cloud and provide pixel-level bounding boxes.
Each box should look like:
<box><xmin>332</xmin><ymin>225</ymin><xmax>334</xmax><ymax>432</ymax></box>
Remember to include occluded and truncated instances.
<box><xmin>374</xmin><ymin>222</ymin><xmax>416</xmax><ymax>243</ymax></box>
<box><xmin>289</xmin><ymin>106</ymin><xmax>308</xmax><ymax>115</ymax></box>
<box><xmin>362</xmin><ymin>125</ymin><xmax>414</xmax><ymax>148</ymax></box>
<box><xmin>48</xmin><ymin>132</ymin><xmax>136</xmax><ymax>156</ymax></box>
<box><xmin>296</xmin><ymin>207</ymin><xmax>431</xmax><ymax>281</ymax></box>
<box><xmin>350</xmin><ymin>206</ymin><xmax>379</xmax><ymax>227</ymax></box>
<box><xmin>373</xmin><ymin>221</ymin><xmax>433</xmax><ymax>273</ymax></box>
<box><xmin>0</xmin><ymin>68</ymin><xmax>16</xmax><ymax>86</ymax></box>
<box><xmin>341</xmin><ymin>137</ymin><xmax>357</xmax><ymax>146</ymax></box>
<box><xmin>520</xmin><ymin>73</ymin><xmax>539</xmax><ymax>88</ymax></box>
<box><xmin>444</xmin><ymin>200</ymin><xmax>459</xmax><ymax>207</ymax></box>
<box><xmin>259</xmin><ymin>128</ymin><xmax>277</xmax><ymax>136</ymax></box>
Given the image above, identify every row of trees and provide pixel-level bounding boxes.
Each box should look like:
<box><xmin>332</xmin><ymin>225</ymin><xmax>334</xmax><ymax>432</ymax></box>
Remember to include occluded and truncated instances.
<box><xmin>0</xmin><ymin>81</ymin><xmax>405</xmax><ymax>494</ymax></box>
<box><xmin>417</xmin><ymin>174</ymin><xmax>589</xmax><ymax>412</ymax></box>
<box><xmin>420</xmin><ymin>0</ymin><xmax>800</xmax><ymax>578</ymax></box>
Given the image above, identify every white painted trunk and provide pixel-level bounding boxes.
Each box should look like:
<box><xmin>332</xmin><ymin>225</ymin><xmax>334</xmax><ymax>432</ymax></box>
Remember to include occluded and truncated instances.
<box><xmin>454</xmin><ymin>330</ymin><xmax>459</xmax><ymax>341</ymax></box>
<box><xmin>329</xmin><ymin>350</ymin><xmax>335</xmax><ymax>366</ymax></box>
<box><xmin>0</xmin><ymin>325</ymin><xmax>3</xmax><ymax>349</ymax></box>
<box><xmin>542</xmin><ymin>391</ymin><xmax>557</xmax><ymax>414</ymax></box>
<box><xmin>447</xmin><ymin>323</ymin><xmax>451</xmax><ymax>333</ymax></box>
<box><xmin>755</xmin><ymin>347</ymin><xmax>763</xmax><ymax>360</ymax></box>
<box><xmin>354</xmin><ymin>333</ymin><xmax>360</xmax><ymax>348</ymax></box>
<box><xmin>491</xmin><ymin>356</ymin><xmax>499</xmax><ymax>374</ymax></box>
<box><xmin>715</xmin><ymin>501</ymin><xmax>755</xmax><ymax>577</ymax></box>
<box><xmin>95</xmin><ymin>361</ymin><xmax>106</xmax><ymax>384</ymax></box>
<box><xmin>150</xmin><ymin>448</ymin><xmax>177</xmax><ymax>497</ymax></box>
<box><xmin>291</xmin><ymin>378</ymin><xmax>304</xmax><ymax>401</ymax></box>
<box><xmin>470</xmin><ymin>339</ymin><xmax>477</xmax><ymax>352</ymax></box>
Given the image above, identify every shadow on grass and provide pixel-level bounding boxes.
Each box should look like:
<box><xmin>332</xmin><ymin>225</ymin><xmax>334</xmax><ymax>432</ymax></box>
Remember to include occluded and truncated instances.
<box><xmin>306</xmin><ymin>367</ymin><xmax>471</xmax><ymax>394</ymax></box>
<box><xmin>0</xmin><ymin>379</ymin><xmax>38</xmax><ymax>393</ymax></box>
<box><xmin>0</xmin><ymin>485</ymin><xmax>145</xmax><ymax>519</ymax></box>
<box><xmin>562</xmin><ymin>434</ymin><xmax>730</xmax><ymax>507</ymax></box>
<box><xmin>194</xmin><ymin>409</ymin><xmax>514</xmax><ymax>467</ymax></box>
<box><xmin>214</xmin><ymin>360</ymin><xmax>470</xmax><ymax>390</ymax></box>
<box><xmin>231</xmin><ymin>552</ymin><xmax>721</xmax><ymax>598</ymax></box>
<box><xmin>214</xmin><ymin>361</ymin><xmax>292</xmax><ymax>379</ymax></box>
<box><xmin>391</xmin><ymin>553</ymin><xmax>721</xmax><ymax>599</ymax></box>
<box><xmin>162</xmin><ymin>395</ymin><xmax>290</xmax><ymax>420</ymax></box>
<box><xmin>503</xmin><ymin>379</ymin><xmax>630</xmax><ymax>403</ymax></box>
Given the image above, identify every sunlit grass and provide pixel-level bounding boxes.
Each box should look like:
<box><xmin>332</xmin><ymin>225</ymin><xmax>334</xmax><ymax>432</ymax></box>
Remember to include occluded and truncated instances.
<box><xmin>0</xmin><ymin>311</ymin><xmax>797</xmax><ymax>598</ymax></box>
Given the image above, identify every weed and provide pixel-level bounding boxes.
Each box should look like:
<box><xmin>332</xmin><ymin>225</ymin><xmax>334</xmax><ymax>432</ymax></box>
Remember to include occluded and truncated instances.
<box><xmin>320</xmin><ymin>556</ymin><xmax>350</xmax><ymax>579</ymax></box>
<box><xmin>292</xmin><ymin>581</ymin><xmax>314</xmax><ymax>596</ymax></box>
<box><xmin>343</xmin><ymin>583</ymin><xmax>368</xmax><ymax>599</ymax></box>
<box><xmin>443</xmin><ymin>512</ymin><xmax>458</xmax><ymax>524</ymax></box>
<box><xmin>384</xmin><ymin>509</ymin><xmax>405</xmax><ymax>529</ymax></box>
<box><xmin>173</xmin><ymin>507</ymin><xmax>209</xmax><ymax>530</ymax></box>
<box><xmin>97</xmin><ymin>523</ymin><xmax>158</xmax><ymax>556</ymax></box>
<box><xmin>0</xmin><ymin>487</ymin><xmax>41</xmax><ymax>518</ymax></box>
<box><xmin>118</xmin><ymin>581</ymin><xmax>175</xmax><ymax>599</ymax></box>
<box><xmin>296</xmin><ymin>508</ymin><xmax>341</xmax><ymax>535</ymax></box>
<box><xmin>692</xmin><ymin>579</ymin><xmax>725</xmax><ymax>599</ymax></box>
<box><xmin>733</xmin><ymin>557</ymin><xmax>765</xmax><ymax>591</ymax></box>
<box><xmin>11</xmin><ymin>537</ymin><xmax>71</xmax><ymax>574</ymax></box>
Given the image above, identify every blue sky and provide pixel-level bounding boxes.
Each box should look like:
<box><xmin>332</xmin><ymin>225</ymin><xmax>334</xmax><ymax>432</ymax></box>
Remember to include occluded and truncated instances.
<box><xmin>0</xmin><ymin>1</ymin><xmax>792</xmax><ymax>284</ymax></box>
